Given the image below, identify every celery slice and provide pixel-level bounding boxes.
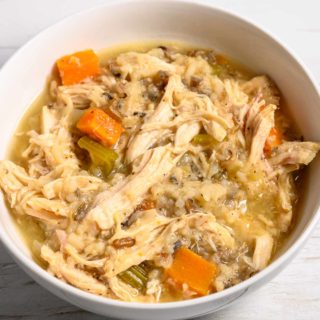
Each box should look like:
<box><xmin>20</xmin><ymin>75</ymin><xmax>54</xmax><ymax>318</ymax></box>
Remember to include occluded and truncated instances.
<box><xmin>192</xmin><ymin>134</ymin><xmax>214</xmax><ymax>146</ymax></box>
<box><xmin>212</xmin><ymin>64</ymin><xmax>222</xmax><ymax>76</ymax></box>
<box><xmin>78</xmin><ymin>136</ymin><xmax>118</xmax><ymax>177</ymax></box>
<box><xmin>118</xmin><ymin>264</ymin><xmax>149</xmax><ymax>291</ymax></box>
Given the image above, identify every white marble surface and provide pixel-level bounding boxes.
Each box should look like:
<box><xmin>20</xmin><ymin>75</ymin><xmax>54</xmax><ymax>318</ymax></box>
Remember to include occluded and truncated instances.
<box><xmin>0</xmin><ymin>0</ymin><xmax>320</xmax><ymax>319</ymax></box>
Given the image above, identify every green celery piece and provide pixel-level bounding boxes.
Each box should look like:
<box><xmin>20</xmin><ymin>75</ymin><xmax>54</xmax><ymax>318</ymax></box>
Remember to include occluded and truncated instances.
<box><xmin>78</xmin><ymin>136</ymin><xmax>118</xmax><ymax>177</ymax></box>
<box><xmin>118</xmin><ymin>265</ymin><xmax>148</xmax><ymax>291</ymax></box>
<box><xmin>212</xmin><ymin>64</ymin><xmax>222</xmax><ymax>76</ymax></box>
<box><xmin>192</xmin><ymin>134</ymin><xmax>214</xmax><ymax>146</ymax></box>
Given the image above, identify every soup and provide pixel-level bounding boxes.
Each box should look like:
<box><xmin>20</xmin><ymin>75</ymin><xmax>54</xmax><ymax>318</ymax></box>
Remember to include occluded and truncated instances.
<box><xmin>0</xmin><ymin>42</ymin><xmax>319</xmax><ymax>302</ymax></box>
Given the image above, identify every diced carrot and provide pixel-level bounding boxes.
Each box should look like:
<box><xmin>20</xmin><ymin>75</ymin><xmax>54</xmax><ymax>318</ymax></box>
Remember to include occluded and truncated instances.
<box><xmin>77</xmin><ymin>108</ymin><xmax>124</xmax><ymax>146</ymax></box>
<box><xmin>56</xmin><ymin>49</ymin><xmax>100</xmax><ymax>85</ymax></box>
<box><xmin>166</xmin><ymin>247</ymin><xmax>218</xmax><ymax>296</ymax></box>
<box><xmin>264</xmin><ymin>127</ymin><xmax>282</xmax><ymax>156</ymax></box>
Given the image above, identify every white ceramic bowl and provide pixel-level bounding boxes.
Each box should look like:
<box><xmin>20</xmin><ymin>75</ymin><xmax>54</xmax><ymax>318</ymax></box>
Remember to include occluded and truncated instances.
<box><xmin>0</xmin><ymin>1</ymin><xmax>320</xmax><ymax>319</ymax></box>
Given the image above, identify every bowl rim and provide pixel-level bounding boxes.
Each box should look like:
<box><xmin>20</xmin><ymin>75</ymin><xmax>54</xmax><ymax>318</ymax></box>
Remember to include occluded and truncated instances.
<box><xmin>0</xmin><ymin>0</ymin><xmax>320</xmax><ymax>311</ymax></box>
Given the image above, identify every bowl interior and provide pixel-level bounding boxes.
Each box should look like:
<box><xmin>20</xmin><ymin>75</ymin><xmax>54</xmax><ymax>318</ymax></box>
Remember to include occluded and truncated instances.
<box><xmin>0</xmin><ymin>0</ymin><xmax>319</xmax><ymax>306</ymax></box>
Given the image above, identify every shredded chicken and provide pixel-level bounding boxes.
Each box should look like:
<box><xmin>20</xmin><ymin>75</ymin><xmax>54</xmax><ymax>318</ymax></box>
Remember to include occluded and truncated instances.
<box><xmin>244</xmin><ymin>97</ymin><xmax>277</xmax><ymax>163</ymax></box>
<box><xmin>0</xmin><ymin>44</ymin><xmax>318</xmax><ymax>302</ymax></box>
<box><xmin>269</xmin><ymin>141</ymin><xmax>320</xmax><ymax>167</ymax></box>
<box><xmin>88</xmin><ymin>146</ymin><xmax>183</xmax><ymax>229</ymax></box>
<box><xmin>253</xmin><ymin>233</ymin><xmax>274</xmax><ymax>270</ymax></box>
<box><xmin>116</xmin><ymin>52</ymin><xmax>176</xmax><ymax>80</ymax></box>
<box><xmin>41</xmin><ymin>245</ymin><xmax>108</xmax><ymax>295</ymax></box>
<box><xmin>242</xmin><ymin>76</ymin><xmax>280</xmax><ymax>106</ymax></box>
<box><xmin>125</xmin><ymin>75</ymin><xmax>179</xmax><ymax>163</ymax></box>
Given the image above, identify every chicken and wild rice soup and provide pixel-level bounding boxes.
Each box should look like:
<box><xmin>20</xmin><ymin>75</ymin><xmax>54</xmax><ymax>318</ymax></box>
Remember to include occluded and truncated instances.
<box><xmin>0</xmin><ymin>42</ymin><xmax>319</xmax><ymax>302</ymax></box>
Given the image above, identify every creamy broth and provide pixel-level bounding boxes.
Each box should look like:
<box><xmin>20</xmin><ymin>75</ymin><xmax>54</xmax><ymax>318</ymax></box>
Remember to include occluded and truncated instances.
<box><xmin>1</xmin><ymin>41</ymin><xmax>317</xmax><ymax>302</ymax></box>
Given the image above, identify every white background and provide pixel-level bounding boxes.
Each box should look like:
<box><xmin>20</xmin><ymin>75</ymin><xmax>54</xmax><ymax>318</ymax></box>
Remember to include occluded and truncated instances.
<box><xmin>0</xmin><ymin>0</ymin><xmax>319</xmax><ymax>319</ymax></box>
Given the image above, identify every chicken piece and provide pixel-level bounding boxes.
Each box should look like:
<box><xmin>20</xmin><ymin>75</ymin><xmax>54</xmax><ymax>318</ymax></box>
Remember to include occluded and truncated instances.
<box><xmin>41</xmin><ymin>106</ymin><xmax>59</xmax><ymax>134</ymax></box>
<box><xmin>64</xmin><ymin>244</ymin><xmax>106</xmax><ymax>268</ymax></box>
<box><xmin>24</xmin><ymin>93</ymin><xmax>80</xmax><ymax>176</ymax></box>
<box><xmin>249</xmin><ymin>104</ymin><xmax>276</xmax><ymax>163</ymax></box>
<box><xmin>244</xmin><ymin>97</ymin><xmax>276</xmax><ymax>163</ymax></box>
<box><xmin>173</xmin><ymin>54</ymin><xmax>213</xmax><ymax>85</ymax></box>
<box><xmin>115</xmin><ymin>52</ymin><xmax>175</xmax><ymax>80</ymax></box>
<box><xmin>269</xmin><ymin>141</ymin><xmax>320</xmax><ymax>167</ymax></box>
<box><xmin>56</xmin><ymin>230</ymin><xmax>67</xmax><ymax>249</ymax></box>
<box><xmin>197</xmin><ymin>182</ymin><xmax>227</xmax><ymax>202</ymax></box>
<box><xmin>0</xmin><ymin>161</ymin><xmax>41</xmax><ymax>213</ymax></box>
<box><xmin>242</xmin><ymin>76</ymin><xmax>280</xmax><ymax>106</ymax></box>
<box><xmin>23</xmin><ymin>205</ymin><xmax>67</xmax><ymax>224</ymax></box>
<box><xmin>42</xmin><ymin>175</ymin><xmax>103</xmax><ymax>199</ymax></box>
<box><xmin>278</xmin><ymin>174</ymin><xmax>293</xmax><ymax>212</ymax></box>
<box><xmin>41</xmin><ymin>245</ymin><xmax>107</xmax><ymax>295</ymax></box>
<box><xmin>57</xmin><ymin>83</ymin><xmax>106</xmax><ymax>109</ymax></box>
<box><xmin>0</xmin><ymin>161</ymin><xmax>75</xmax><ymax>224</ymax></box>
<box><xmin>194</xmin><ymin>214</ymin><xmax>236</xmax><ymax>249</ymax></box>
<box><xmin>245</xmin><ymin>98</ymin><xmax>266</xmax><ymax>142</ymax></box>
<box><xmin>142</xmin><ymin>108</ymin><xmax>231</xmax><ymax>144</ymax></box>
<box><xmin>142</xmin><ymin>91</ymin><xmax>233</xmax><ymax>144</ymax></box>
<box><xmin>26</xmin><ymin>197</ymin><xmax>70</xmax><ymax>217</ymax></box>
<box><xmin>224</xmin><ymin>79</ymin><xmax>249</xmax><ymax>107</ymax></box>
<box><xmin>175</xmin><ymin>122</ymin><xmax>201</xmax><ymax>147</ymax></box>
<box><xmin>0</xmin><ymin>160</ymin><xmax>35</xmax><ymax>193</ymax></box>
<box><xmin>175</xmin><ymin>90</ymin><xmax>233</xmax><ymax>142</ymax></box>
<box><xmin>224</xmin><ymin>79</ymin><xmax>250</xmax><ymax>126</ymax></box>
<box><xmin>120</xmin><ymin>80</ymin><xmax>146</xmax><ymax>117</ymax></box>
<box><xmin>23</xmin><ymin>126</ymin><xmax>79</xmax><ymax>175</ymax></box>
<box><xmin>104</xmin><ymin>209</ymin><xmax>171</xmax><ymax>277</ymax></box>
<box><xmin>214</xmin><ymin>263</ymin><xmax>240</xmax><ymax>292</ymax></box>
<box><xmin>88</xmin><ymin>146</ymin><xmax>182</xmax><ymax>230</ymax></box>
<box><xmin>200</xmin><ymin>75</ymin><xmax>226</xmax><ymax>108</ymax></box>
<box><xmin>268</xmin><ymin>141</ymin><xmax>319</xmax><ymax>231</ymax></box>
<box><xmin>253</xmin><ymin>233</ymin><xmax>274</xmax><ymax>270</ymax></box>
<box><xmin>203</xmin><ymin>120</ymin><xmax>229</xmax><ymax>142</ymax></box>
<box><xmin>126</xmin><ymin>75</ymin><xmax>181</xmax><ymax>163</ymax></box>
<box><xmin>277</xmin><ymin>173</ymin><xmax>295</xmax><ymax>232</ymax></box>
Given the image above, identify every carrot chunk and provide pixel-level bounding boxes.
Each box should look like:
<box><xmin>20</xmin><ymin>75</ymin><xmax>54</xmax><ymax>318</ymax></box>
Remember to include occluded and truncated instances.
<box><xmin>166</xmin><ymin>247</ymin><xmax>218</xmax><ymax>296</ymax></box>
<box><xmin>77</xmin><ymin>108</ymin><xmax>124</xmax><ymax>146</ymax></box>
<box><xmin>264</xmin><ymin>127</ymin><xmax>282</xmax><ymax>156</ymax></box>
<box><xmin>56</xmin><ymin>49</ymin><xmax>100</xmax><ymax>85</ymax></box>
